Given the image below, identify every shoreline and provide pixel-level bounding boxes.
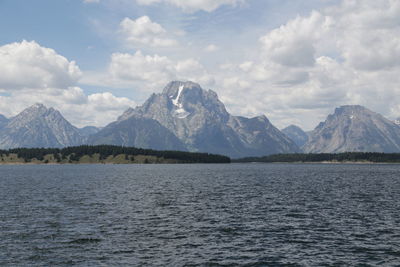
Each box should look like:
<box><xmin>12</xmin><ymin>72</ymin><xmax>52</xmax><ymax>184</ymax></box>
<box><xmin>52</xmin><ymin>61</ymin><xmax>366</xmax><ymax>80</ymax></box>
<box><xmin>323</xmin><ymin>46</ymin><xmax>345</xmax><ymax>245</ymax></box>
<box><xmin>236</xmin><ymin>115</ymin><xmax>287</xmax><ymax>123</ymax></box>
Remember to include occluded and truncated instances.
<box><xmin>1</xmin><ymin>161</ymin><xmax>399</xmax><ymax>165</ymax></box>
<box><xmin>233</xmin><ymin>161</ymin><xmax>400</xmax><ymax>165</ymax></box>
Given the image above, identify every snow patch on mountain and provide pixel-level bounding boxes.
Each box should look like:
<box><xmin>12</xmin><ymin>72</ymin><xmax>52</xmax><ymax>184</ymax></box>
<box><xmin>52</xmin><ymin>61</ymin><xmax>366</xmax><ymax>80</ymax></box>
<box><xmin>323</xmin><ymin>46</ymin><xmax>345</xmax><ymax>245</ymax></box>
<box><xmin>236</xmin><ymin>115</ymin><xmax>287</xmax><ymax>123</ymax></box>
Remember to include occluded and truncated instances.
<box><xmin>170</xmin><ymin>85</ymin><xmax>190</xmax><ymax>119</ymax></box>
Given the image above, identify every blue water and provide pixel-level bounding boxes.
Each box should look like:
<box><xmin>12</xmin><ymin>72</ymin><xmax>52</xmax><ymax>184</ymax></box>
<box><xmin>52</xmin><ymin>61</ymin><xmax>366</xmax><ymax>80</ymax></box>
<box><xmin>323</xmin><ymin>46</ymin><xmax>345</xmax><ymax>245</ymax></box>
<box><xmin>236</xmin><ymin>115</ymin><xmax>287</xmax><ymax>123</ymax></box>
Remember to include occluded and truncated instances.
<box><xmin>1</xmin><ymin>163</ymin><xmax>400</xmax><ymax>266</ymax></box>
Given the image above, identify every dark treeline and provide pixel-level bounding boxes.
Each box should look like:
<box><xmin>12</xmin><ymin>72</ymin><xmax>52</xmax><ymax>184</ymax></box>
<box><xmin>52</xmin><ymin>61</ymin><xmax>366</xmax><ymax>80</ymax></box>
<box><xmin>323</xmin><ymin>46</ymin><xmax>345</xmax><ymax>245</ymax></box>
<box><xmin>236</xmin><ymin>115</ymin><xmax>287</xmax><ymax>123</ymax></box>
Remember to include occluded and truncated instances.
<box><xmin>235</xmin><ymin>152</ymin><xmax>400</xmax><ymax>163</ymax></box>
<box><xmin>0</xmin><ymin>145</ymin><xmax>230</xmax><ymax>163</ymax></box>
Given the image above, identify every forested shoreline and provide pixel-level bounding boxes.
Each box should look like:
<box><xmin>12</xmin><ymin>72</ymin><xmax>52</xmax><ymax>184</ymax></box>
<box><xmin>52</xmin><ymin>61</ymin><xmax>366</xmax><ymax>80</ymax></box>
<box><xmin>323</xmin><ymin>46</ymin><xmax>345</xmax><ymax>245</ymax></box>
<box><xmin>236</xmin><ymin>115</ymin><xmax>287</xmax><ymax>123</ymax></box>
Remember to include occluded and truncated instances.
<box><xmin>235</xmin><ymin>152</ymin><xmax>400</xmax><ymax>163</ymax></box>
<box><xmin>0</xmin><ymin>145</ymin><xmax>231</xmax><ymax>164</ymax></box>
<box><xmin>3</xmin><ymin>147</ymin><xmax>400</xmax><ymax>164</ymax></box>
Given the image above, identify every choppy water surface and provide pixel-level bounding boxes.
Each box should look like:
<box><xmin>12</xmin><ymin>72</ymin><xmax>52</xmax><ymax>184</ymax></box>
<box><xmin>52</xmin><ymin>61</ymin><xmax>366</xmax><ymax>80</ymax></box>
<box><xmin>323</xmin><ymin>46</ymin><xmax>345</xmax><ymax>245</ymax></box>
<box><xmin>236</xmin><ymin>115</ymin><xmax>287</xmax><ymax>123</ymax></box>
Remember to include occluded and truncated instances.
<box><xmin>1</xmin><ymin>163</ymin><xmax>400</xmax><ymax>266</ymax></box>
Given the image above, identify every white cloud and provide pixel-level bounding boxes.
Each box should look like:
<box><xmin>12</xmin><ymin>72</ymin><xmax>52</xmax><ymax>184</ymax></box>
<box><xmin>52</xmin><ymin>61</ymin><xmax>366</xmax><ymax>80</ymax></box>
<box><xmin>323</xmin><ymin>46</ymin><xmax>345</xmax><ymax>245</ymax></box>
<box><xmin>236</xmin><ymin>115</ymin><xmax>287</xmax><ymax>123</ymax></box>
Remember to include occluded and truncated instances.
<box><xmin>0</xmin><ymin>87</ymin><xmax>136</xmax><ymax>127</ymax></box>
<box><xmin>83</xmin><ymin>50</ymin><xmax>214</xmax><ymax>91</ymax></box>
<box><xmin>0</xmin><ymin>40</ymin><xmax>81</xmax><ymax>90</ymax></box>
<box><xmin>175</xmin><ymin>58</ymin><xmax>215</xmax><ymax>86</ymax></box>
<box><xmin>83</xmin><ymin>0</ymin><xmax>400</xmax><ymax>130</ymax></box>
<box><xmin>211</xmin><ymin>0</ymin><xmax>400</xmax><ymax>130</ymax></box>
<box><xmin>0</xmin><ymin>41</ymin><xmax>136</xmax><ymax>127</ymax></box>
<box><xmin>204</xmin><ymin>44</ymin><xmax>219</xmax><ymax>52</ymax></box>
<box><xmin>83</xmin><ymin>0</ymin><xmax>99</xmax><ymax>3</ymax></box>
<box><xmin>50</xmin><ymin>0</ymin><xmax>400</xmax><ymax>130</ymax></box>
<box><xmin>119</xmin><ymin>16</ymin><xmax>178</xmax><ymax>48</ymax></box>
<box><xmin>259</xmin><ymin>11</ymin><xmax>332</xmax><ymax>67</ymax></box>
<box><xmin>136</xmin><ymin>0</ymin><xmax>246</xmax><ymax>13</ymax></box>
<box><xmin>333</xmin><ymin>1</ymin><xmax>400</xmax><ymax>71</ymax></box>
<box><xmin>109</xmin><ymin>51</ymin><xmax>175</xmax><ymax>88</ymax></box>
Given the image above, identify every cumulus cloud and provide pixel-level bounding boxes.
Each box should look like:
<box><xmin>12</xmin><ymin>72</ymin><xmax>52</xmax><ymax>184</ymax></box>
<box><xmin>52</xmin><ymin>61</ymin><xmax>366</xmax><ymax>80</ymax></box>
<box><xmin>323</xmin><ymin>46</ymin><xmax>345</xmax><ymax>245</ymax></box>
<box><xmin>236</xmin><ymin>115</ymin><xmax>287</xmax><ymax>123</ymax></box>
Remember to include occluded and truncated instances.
<box><xmin>84</xmin><ymin>50</ymin><xmax>214</xmax><ymax>91</ymax></box>
<box><xmin>108</xmin><ymin>51</ymin><xmax>175</xmax><ymax>88</ymax></box>
<box><xmin>0</xmin><ymin>87</ymin><xmax>135</xmax><ymax>127</ymax></box>
<box><xmin>204</xmin><ymin>44</ymin><xmax>219</xmax><ymax>52</ymax></box>
<box><xmin>79</xmin><ymin>0</ymin><xmax>400</xmax><ymax>130</ymax></box>
<box><xmin>212</xmin><ymin>0</ymin><xmax>400</xmax><ymax>130</ymax></box>
<box><xmin>334</xmin><ymin>1</ymin><xmax>400</xmax><ymax>71</ymax></box>
<box><xmin>119</xmin><ymin>16</ymin><xmax>178</xmax><ymax>48</ymax></box>
<box><xmin>0</xmin><ymin>40</ymin><xmax>81</xmax><ymax>90</ymax></box>
<box><xmin>136</xmin><ymin>0</ymin><xmax>246</xmax><ymax>13</ymax></box>
<box><xmin>0</xmin><ymin>41</ymin><xmax>136</xmax><ymax>127</ymax></box>
<box><xmin>260</xmin><ymin>11</ymin><xmax>332</xmax><ymax>68</ymax></box>
<box><xmin>83</xmin><ymin>0</ymin><xmax>400</xmax><ymax>130</ymax></box>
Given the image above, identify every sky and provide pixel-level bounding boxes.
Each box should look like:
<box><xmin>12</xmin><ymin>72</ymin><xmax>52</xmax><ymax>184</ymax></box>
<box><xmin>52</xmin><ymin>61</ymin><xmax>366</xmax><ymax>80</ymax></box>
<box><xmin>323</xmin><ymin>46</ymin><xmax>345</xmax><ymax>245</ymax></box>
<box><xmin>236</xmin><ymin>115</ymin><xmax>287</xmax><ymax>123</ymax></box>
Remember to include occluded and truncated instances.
<box><xmin>0</xmin><ymin>0</ymin><xmax>399</xmax><ymax>130</ymax></box>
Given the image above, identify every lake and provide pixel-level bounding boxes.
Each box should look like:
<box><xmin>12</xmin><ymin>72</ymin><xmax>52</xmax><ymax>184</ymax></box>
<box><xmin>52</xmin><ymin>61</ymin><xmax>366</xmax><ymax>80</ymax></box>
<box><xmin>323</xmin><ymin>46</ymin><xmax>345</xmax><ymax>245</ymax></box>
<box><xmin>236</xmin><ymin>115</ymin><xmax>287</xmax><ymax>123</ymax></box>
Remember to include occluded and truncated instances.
<box><xmin>1</xmin><ymin>163</ymin><xmax>399</xmax><ymax>266</ymax></box>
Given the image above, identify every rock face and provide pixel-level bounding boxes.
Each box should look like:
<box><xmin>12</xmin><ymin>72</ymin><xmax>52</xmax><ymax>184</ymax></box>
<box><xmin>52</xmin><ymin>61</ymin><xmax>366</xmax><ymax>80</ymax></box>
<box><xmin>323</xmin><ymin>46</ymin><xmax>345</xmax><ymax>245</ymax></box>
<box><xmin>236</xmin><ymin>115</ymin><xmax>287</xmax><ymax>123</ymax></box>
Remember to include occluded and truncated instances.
<box><xmin>0</xmin><ymin>104</ymin><xmax>84</xmax><ymax>149</ymax></box>
<box><xmin>0</xmin><ymin>114</ymin><xmax>8</xmax><ymax>129</ymax></box>
<box><xmin>282</xmin><ymin>125</ymin><xmax>309</xmax><ymax>147</ymax></box>
<box><xmin>79</xmin><ymin>126</ymin><xmax>101</xmax><ymax>143</ymax></box>
<box><xmin>303</xmin><ymin>105</ymin><xmax>400</xmax><ymax>153</ymax></box>
<box><xmin>102</xmin><ymin>81</ymin><xmax>299</xmax><ymax>157</ymax></box>
<box><xmin>88</xmin><ymin>116</ymin><xmax>187</xmax><ymax>151</ymax></box>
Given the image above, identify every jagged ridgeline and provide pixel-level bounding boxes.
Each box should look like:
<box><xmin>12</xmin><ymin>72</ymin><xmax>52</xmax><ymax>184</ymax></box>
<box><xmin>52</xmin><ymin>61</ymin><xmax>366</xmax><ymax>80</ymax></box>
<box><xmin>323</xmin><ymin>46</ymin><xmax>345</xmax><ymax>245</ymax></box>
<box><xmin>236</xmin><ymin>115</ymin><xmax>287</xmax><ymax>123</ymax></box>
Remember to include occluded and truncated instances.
<box><xmin>0</xmin><ymin>145</ymin><xmax>230</xmax><ymax>164</ymax></box>
<box><xmin>88</xmin><ymin>81</ymin><xmax>300</xmax><ymax>158</ymax></box>
<box><xmin>0</xmin><ymin>82</ymin><xmax>299</xmax><ymax>158</ymax></box>
<box><xmin>3</xmin><ymin>82</ymin><xmax>400</xmax><ymax>157</ymax></box>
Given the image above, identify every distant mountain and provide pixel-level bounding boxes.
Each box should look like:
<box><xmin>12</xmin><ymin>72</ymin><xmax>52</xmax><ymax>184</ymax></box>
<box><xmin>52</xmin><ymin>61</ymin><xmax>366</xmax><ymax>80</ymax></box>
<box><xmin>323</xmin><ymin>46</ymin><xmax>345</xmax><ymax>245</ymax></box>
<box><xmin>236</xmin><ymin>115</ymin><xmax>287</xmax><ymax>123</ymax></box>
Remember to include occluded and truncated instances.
<box><xmin>79</xmin><ymin>126</ymin><xmax>100</xmax><ymax>137</ymax></box>
<box><xmin>0</xmin><ymin>114</ymin><xmax>8</xmax><ymax>129</ymax></box>
<box><xmin>303</xmin><ymin>105</ymin><xmax>400</xmax><ymax>153</ymax></box>
<box><xmin>4</xmin><ymin>97</ymin><xmax>400</xmax><ymax>156</ymax></box>
<box><xmin>282</xmin><ymin>125</ymin><xmax>309</xmax><ymax>147</ymax></box>
<box><xmin>88</xmin><ymin>116</ymin><xmax>187</xmax><ymax>151</ymax></box>
<box><xmin>0</xmin><ymin>104</ymin><xmax>84</xmax><ymax>149</ymax></box>
<box><xmin>104</xmin><ymin>81</ymin><xmax>299</xmax><ymax>158</ymax></box>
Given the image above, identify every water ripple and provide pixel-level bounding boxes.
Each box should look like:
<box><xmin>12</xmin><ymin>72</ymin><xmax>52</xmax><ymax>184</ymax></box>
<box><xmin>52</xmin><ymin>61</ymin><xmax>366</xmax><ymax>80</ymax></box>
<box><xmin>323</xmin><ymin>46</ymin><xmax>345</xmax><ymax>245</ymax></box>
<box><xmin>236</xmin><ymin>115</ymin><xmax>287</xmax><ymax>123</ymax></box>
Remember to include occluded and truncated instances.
<box><xmin>0</xmin><ymin>163</ymin><xmax>399</xmax><ymax>266</ymax></box>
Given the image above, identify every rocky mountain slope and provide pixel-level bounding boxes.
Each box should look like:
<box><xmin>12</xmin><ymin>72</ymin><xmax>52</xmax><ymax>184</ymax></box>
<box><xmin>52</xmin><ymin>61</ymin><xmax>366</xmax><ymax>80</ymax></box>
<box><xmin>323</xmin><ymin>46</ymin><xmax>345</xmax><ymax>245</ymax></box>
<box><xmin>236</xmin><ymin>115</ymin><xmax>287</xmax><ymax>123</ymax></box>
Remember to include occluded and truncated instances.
<box><xmin>0</xmin><ymin>114</ymin><xmax>8</xmax><ymax>129</ymax></box>
<box><xmin>79</xmin><ymin>126</ymin><xmax>100</xmax><ymax>137</ymax></box>
<box><xmin>0</xmin><ymin>104</ymin><xmax>84</xmax><ymax>149</ymax></box>
<box><xmin>2</xmin><ymin>96</ymin><xmax>400</xmax><ymax>156</ymax></box>
<box><xmin>88</xmin><ymin>116</ymin><xmax>187</xmax><ymax>151</ymax></box>
<box><xmin>96</xmin><ymin>81</ymin><xmax>300</xmax><ymax>158</ymax></box>
<box><xmin>303</xmin><ymin>105</ymin><xmax>400</xmax><ymax>153</ymax></box>
<box><xmin>282</xmin><ymin>125</ymin><xmax>309</xmax><ymax>147</ymax></box>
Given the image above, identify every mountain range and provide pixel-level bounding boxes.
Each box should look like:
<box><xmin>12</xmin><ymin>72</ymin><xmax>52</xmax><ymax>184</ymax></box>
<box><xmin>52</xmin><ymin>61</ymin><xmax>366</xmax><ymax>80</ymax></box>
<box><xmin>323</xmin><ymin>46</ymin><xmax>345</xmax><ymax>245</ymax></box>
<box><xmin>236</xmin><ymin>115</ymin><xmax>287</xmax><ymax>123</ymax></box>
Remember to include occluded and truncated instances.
<box><xmin>282</xmin><ymin>125</ymin><xmax>309</xmax><ymax>147</ymax></box>
<box><xmin>1</xmin><ymin>81</ymin><xmax>400</xmax><ymax>157</ymax></box>
<box><xmin>303</xmin><ymin>105</ymin><xmax>400</xmax><ymax>153</ymax></box>
<box><xmin>89</xmin><ymin>81</ymin><xmax>299</xmax><ymax>157</ymax></box>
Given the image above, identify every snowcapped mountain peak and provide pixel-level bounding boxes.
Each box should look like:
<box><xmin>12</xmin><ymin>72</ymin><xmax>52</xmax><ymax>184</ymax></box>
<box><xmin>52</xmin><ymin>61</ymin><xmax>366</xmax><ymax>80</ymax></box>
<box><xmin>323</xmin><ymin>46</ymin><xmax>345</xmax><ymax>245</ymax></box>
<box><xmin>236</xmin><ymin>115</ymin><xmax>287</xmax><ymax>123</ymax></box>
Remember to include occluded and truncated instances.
<box><xmin>106</xmin><ymin>81</ymin><xmax>299</xmax><ymax>157</ymax></box>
